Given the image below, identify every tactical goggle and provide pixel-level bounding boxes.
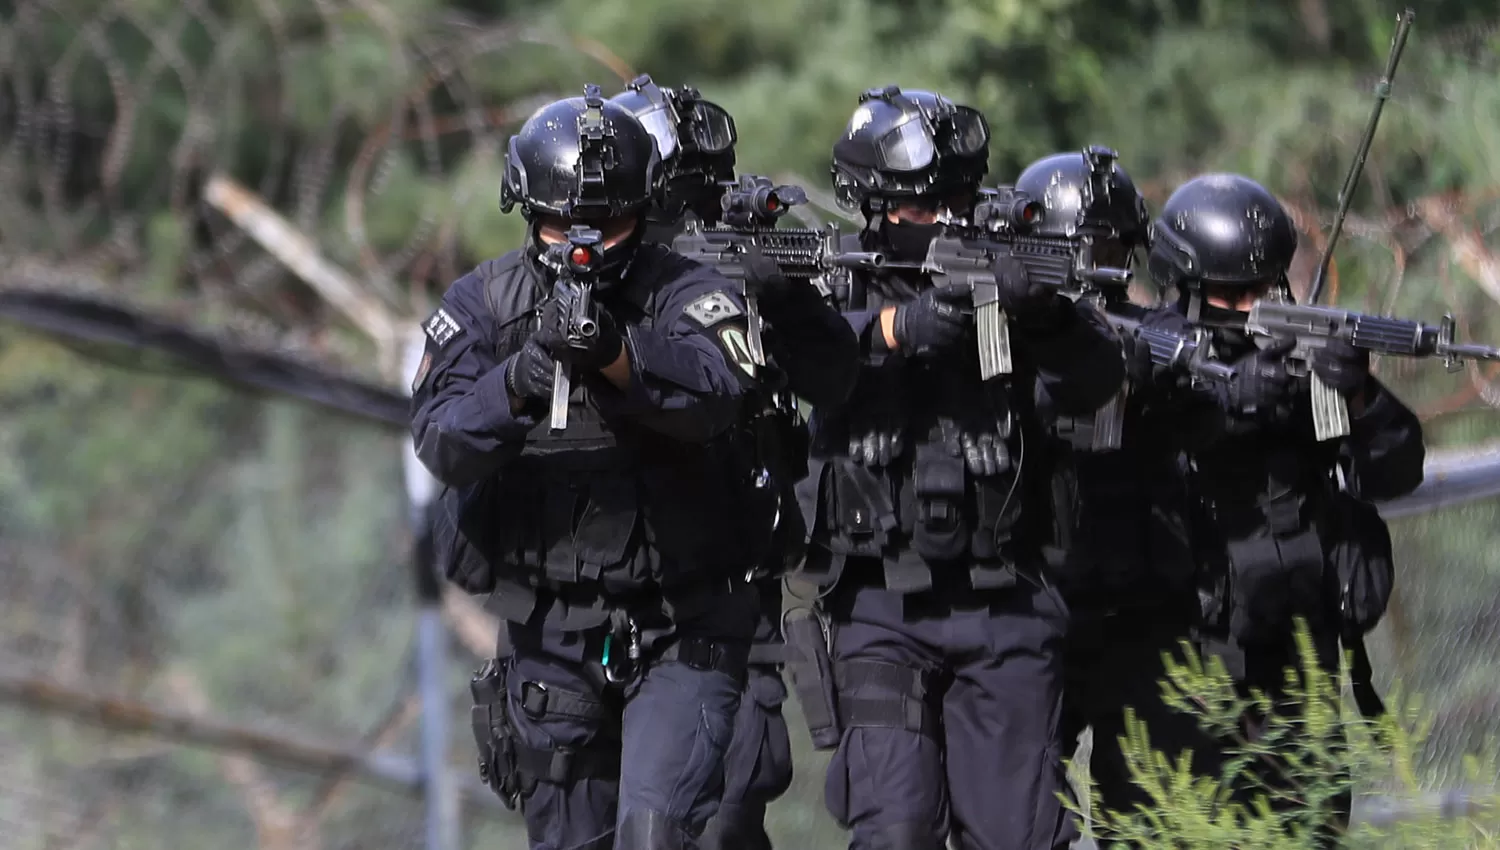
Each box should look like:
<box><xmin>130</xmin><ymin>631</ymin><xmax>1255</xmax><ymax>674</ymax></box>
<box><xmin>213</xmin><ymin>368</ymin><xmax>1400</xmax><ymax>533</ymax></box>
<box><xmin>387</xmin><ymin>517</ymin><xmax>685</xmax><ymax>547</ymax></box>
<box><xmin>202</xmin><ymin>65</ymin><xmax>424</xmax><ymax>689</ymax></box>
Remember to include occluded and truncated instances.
<box><xmin>871</xmin><ymin>106</ymin><xmax>989</xmax><ymax>173</ymax></box>
<box><xmin>680</xmin><ymin>100</ymin><xmax>736</xmax><ymax>155</ymax></box>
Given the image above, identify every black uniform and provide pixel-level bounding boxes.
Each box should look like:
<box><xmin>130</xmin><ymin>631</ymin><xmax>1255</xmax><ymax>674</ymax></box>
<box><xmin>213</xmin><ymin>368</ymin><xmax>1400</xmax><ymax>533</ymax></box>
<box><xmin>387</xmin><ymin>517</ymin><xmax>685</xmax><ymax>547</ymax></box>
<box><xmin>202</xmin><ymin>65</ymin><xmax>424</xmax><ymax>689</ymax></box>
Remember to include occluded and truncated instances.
<box><xmin>1109</xmin><ymin>174</ymin><xmax>1425</xmax><ymax>841</ymax></box>
<box><xmin>611</xmin><ymin>76</ymin><xmax>860</xmax><ymax>850</ymax></box>
<box><xmin>791</xmin><ymin>87</ymin><xmax>1125</xmax><ymax>850</ymax></box>
<box><xmin>1008</xmin><ymin>149</ymin><xmax>1205</xmax><ymax>825</ymax></box>
<box><xmin>416</xmin><ymin>89</ymin><xmax>767</xmax><ymax>850</ymax></box>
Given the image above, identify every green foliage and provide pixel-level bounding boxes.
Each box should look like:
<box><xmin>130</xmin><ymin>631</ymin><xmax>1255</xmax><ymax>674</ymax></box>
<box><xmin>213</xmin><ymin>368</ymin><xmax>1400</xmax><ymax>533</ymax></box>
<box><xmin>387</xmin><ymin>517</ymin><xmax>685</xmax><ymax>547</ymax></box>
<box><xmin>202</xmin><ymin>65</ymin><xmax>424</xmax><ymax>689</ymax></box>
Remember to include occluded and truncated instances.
<box><xmin>4</xmin><ymin>0</ymin><xmax>1500</xmax><ymax>846</ymax></box>
<box><xmin>1072</xmin><ymin>624</ymin><xmax>1500</xmax><ymax>849</ymax></box>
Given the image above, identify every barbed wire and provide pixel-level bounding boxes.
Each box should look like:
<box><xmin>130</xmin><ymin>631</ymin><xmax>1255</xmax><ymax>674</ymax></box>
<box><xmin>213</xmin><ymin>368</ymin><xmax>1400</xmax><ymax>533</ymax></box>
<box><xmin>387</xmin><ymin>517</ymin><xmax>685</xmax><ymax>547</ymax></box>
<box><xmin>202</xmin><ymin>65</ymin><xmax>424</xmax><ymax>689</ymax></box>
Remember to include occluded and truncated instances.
<box><xmin>3</xmin><ymin>3</ymin><xmax>1500</xmax><ymax>848</ymax></box>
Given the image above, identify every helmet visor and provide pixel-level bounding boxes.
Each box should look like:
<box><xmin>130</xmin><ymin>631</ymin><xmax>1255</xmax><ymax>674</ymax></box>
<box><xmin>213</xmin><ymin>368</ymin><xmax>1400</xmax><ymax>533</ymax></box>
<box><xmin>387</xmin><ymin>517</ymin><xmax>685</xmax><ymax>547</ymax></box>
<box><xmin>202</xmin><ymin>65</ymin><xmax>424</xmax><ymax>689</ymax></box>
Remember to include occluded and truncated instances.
<box><xmin>635</xmin><ymin>103</ymin><xmax>679</xmax><ymax>160</ymax></box>
<box><xmin>874</xmin><ymin>117</ymin><xmax>937</xmax><ymax>172</ymax></box>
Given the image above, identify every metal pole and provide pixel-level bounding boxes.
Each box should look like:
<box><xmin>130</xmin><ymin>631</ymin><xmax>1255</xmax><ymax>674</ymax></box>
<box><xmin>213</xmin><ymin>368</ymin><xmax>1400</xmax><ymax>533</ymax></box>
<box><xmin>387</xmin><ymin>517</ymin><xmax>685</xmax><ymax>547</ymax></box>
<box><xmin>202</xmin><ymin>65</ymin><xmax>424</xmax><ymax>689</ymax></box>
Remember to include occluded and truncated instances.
<box><xmin>403</xmin><ymin>330</ymin><xmax>461</xmax><ymax>850</ymax></box>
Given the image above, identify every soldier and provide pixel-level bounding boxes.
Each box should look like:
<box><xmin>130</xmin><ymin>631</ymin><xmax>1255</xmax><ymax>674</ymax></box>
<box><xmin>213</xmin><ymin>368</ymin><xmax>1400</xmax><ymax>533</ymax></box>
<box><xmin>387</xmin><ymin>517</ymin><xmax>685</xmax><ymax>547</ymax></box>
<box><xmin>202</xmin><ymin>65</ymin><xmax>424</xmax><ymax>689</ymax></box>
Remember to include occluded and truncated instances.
<box><xmin>789</xmin><ymin>86</ymin><xmax>1126</xmax><ymax>850</ymax></box>
<box><xmin>1125</xmin><ymin>173</ymin><xmax>1425</xmax><ymax>839</ymax></box>
<box><xmin>411</xmin><ymin>87</ymin><xmax>766</xmax><ymax>850</ymax></box>
<box><xmin>1008</xmin><ymin>148</ymin><xmax>1207</xmax><ymax>825</ymax></box>
<box><xmin>609</xmin><ymin>75</ymin><xmax>861</xmax><ymax>850</ymax></box>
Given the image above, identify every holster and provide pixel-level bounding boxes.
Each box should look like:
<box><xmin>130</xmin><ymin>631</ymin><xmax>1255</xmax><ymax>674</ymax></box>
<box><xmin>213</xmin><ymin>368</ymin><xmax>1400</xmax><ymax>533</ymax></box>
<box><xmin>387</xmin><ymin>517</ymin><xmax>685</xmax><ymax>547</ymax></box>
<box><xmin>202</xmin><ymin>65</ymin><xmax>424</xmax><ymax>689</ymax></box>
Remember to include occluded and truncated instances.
<box><xmin>783</xmin><ymin>608</ymin><xmax>841</xmax><ymax>750</ymax></box>
<box><xmin>470</xmin><ymin>657</ymin><xmax>522</xmax><ymax>809</ymax></box>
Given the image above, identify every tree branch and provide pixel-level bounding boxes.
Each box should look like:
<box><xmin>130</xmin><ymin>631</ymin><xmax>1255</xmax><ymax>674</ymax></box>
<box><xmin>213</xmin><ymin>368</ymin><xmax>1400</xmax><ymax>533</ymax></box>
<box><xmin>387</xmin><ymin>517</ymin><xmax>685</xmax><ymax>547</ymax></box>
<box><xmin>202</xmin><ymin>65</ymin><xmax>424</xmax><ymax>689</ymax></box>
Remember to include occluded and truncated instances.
<box><xmin>163</xmin><ymin>668</ymin><xmax>318</xmax><ymax>850</ymax></box>
<box><xmin>203</xmin><ymin>175</ymin><xmax>401</xmax><ymax>373</ymax></box>
<box><xmin>0</xmin><ymin>663</ymin><xmax>509</xmax><ymax>816</ymax></box>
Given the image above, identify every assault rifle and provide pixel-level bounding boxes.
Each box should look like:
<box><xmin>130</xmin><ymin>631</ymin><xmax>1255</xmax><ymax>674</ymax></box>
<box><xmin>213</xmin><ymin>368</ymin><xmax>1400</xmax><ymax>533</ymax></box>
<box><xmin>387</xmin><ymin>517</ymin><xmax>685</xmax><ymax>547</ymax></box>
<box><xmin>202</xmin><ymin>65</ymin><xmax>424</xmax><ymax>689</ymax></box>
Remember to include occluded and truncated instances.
<box><xmin>1108</xmin><ymin>311</ymin><xmax>1236</xmax><ymax>387</ymax></box>
<box><xmin>674</xmin><ymin>174</ymin><xmax>886</xmax><ymax>365</ymax></box>
<box><xmin>1110</xmin><ymin>303</ymin><xmax>1500</xmax><ymax>440</ymax></box>
<box><xmin>920</xmin><ymin>187</ymin><xmax>1132</xmax><ymax>380</ymax></box>
<box><xmin>546</xmin><ymin>227</ymin><xmax>605</xmax><ymax>431</ymax></box>
<box><xmin>1239</xmin><ymin>301</ymin><xmax>1500</xmax><ymax>440</ymax></box>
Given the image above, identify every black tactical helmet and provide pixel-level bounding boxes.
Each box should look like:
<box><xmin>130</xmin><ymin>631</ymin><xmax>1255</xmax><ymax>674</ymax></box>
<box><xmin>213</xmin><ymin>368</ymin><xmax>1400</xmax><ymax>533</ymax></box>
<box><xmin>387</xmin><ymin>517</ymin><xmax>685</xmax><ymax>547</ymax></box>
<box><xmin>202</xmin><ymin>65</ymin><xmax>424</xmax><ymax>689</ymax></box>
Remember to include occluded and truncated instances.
<box><xmin>1147</xmin><ymin>173</ymin><xmax>1297</xmax><ymax>295</ymax></box>
<box><xmin>500</xmin><ymin>84</ymin><xmax>660</xmax><ymax>222</ymax></box>
<box><xmin>831</xmin><ymin>85</ymin><xmax>990</xmax><ymax>216</ymax></box>
<box><xmin>1016</xmin><ymin>146</ymin><xmax>1149</xmax><ymax>256</ymax></box>
<box><xmin>608</xmin><ymin>74</ymin><xmax>737</xmax><ymax>221</ymax></box>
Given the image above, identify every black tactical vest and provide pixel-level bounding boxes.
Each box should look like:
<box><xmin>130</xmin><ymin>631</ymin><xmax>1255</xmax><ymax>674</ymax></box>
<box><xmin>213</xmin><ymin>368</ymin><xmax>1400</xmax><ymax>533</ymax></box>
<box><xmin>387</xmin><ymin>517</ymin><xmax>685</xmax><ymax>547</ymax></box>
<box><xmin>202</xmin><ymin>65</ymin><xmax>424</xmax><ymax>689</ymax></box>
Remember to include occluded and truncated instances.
<box><xmin>1046</xmin><ymin>390</ymin><xmax>1197</xmax><ymax>615</ymax></box>
<box><xmin>1186</xmin><ymin>435</ymin><xmax>1338</xmax><ymax>644</ymax></box>
<box><xmin>450</xmin><ymin>249</ymin><xmax>767</xmax><ymax>626</ymax></box>
<box><xmin>796</xmin><ymin>240</ymin><xmax>1047</xmax><ymax>595</ymax></box>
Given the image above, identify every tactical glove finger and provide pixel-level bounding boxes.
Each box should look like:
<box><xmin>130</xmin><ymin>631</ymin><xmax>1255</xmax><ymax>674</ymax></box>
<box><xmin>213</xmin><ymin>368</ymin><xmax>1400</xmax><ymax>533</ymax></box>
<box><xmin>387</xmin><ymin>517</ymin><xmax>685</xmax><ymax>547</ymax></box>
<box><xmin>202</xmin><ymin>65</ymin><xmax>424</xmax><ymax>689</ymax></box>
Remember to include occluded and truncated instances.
<box><xmin>961</xmin><ymin>433</ymin><xmax>982</xmax><ymax>475</ymax></box>
<box><xmin>978</xmin><ymin>433</ymin><xmax>1000</xmax><ymax>477</ymax></box>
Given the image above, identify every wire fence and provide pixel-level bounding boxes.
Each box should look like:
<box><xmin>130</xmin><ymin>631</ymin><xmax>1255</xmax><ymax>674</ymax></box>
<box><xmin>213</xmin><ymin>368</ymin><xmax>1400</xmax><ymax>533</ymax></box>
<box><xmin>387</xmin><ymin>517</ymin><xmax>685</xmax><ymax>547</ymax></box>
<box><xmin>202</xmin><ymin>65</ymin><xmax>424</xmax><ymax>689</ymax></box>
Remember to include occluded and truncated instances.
<box><xmin>3</xmin><ymin>1</ymin><xmax>1500</xmax><ymax>848</ymax></box>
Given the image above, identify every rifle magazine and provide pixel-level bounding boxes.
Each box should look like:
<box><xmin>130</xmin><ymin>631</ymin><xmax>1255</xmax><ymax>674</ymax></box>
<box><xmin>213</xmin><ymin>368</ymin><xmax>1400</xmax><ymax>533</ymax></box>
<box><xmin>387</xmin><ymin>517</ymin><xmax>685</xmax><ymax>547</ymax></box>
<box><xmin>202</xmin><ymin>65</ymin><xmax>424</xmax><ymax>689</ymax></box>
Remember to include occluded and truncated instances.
<box><xmin>977</xmin><ymin>303</ymin><xmax>1013</xmax><ymax>378</ymax></box>
<box><xmin>1091</xmin><ymin>385</ymin><xmax>1127</xmax><ymax>451</ymax></box>
<box><xmin>549</xmin><ymin>361</ymin><xmax>570</xmax><ymax>431</ymax></box>
<box><xmin>1311</xmin><ymin>372</ymin><xmax>1351</xmax><ymax>441</ymax></box>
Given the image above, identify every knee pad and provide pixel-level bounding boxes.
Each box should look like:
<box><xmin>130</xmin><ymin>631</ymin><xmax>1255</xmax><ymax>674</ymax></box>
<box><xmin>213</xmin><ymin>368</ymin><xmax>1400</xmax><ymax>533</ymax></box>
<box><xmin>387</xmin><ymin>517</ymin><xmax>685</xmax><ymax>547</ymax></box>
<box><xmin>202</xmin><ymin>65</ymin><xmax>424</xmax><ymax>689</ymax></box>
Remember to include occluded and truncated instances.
<box><xmin>617</xmin><ymin>808</ymin><xmax>697</xmax><ymax>850</ymax></box>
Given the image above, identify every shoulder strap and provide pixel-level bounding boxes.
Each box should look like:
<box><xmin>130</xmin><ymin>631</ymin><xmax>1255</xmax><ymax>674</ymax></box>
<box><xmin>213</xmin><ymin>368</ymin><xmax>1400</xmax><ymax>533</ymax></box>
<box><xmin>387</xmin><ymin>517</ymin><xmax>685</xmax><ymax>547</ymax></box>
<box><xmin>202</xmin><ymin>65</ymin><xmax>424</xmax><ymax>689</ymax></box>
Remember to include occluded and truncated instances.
<box><xmin>479</xmin><ymin>254</ymin><xmax>543</xmax><ymax>330</ymax></box>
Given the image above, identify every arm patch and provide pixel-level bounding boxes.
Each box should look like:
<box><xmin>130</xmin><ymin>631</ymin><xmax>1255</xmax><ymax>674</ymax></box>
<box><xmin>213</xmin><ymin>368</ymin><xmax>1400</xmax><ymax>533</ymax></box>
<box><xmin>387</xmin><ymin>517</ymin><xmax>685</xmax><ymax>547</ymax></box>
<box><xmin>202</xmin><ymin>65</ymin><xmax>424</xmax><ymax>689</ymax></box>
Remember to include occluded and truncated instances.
<box><xmin>423</xmin><ymin>307</ymin><xmax>464</xmax><ymax>347</ymax></box>
<box><xmin>716</xmin><ymin>325</ymin><xmax>758</xmax><ymax>378</ymax></box>
<box><xmin>682</xmin><ymin>291</ymin><xmax>744</xmax><ymax>327</ymax></box>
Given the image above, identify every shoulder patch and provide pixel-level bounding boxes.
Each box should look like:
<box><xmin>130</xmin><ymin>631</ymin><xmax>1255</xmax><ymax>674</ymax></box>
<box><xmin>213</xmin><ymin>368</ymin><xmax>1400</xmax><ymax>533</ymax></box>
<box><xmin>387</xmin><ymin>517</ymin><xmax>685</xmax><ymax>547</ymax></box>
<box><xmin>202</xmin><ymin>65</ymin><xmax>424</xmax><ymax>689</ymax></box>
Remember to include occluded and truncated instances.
<box><xmin>411</xmin><ymin>351</ymin><xmax>434</xmax><ymax>394</ymax></box>
<box><xmin>422</xmin><ymin>307</ymin><xmax>463</xmax><ymax>347</ymax></box>
<box><xmin>717</xmin><ymin>325</ymin><xmax>757</xmax><ymax>378</ymax></box>
<box><xmin>683</xmin><ymin>291</ymin><xmax>744</xmax><ymax>327</ymax></box>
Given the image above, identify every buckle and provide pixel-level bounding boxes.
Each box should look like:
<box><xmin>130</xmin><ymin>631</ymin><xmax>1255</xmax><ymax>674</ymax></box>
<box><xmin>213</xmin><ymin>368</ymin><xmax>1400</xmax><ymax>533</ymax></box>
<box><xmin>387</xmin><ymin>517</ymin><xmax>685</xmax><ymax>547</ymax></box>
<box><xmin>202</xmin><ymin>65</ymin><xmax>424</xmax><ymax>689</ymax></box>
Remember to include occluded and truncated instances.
<box><xmin>520</xmin><ymin>681</ymin><xmax>549</xmax><ymax>720</ymax></box>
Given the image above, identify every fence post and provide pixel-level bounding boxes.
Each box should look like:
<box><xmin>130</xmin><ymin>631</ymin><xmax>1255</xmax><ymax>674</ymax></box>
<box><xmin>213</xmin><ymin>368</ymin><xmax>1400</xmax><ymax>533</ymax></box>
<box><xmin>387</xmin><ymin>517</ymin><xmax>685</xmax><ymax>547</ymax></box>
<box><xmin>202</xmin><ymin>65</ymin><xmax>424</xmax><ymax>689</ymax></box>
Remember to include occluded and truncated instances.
<box><xmin>402</xmin><ymin>329</ymin><xmax>461</xmax><ymax>850</ymax></box>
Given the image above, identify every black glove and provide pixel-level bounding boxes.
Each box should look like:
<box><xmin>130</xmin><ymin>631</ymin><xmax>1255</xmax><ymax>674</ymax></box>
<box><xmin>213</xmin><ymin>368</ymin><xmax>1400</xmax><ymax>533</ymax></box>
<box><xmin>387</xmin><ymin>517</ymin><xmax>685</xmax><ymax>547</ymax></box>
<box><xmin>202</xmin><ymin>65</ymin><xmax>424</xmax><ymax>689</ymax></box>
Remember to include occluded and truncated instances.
<box><xmin>741</xmin><ymin>247</ymin><xmax>793</xmax><ymax>306</ymax></box>
<box><xmin>505</xmin><ymin>339</ymin><xmax>557</xmax><ymax>402</ymax></box>
<box><xmin>1310</xmin><ymin>338</ymin><xmax>1370</xmax><ymax>398</ymax></box>
<box><xmin>846</xmin><ymin>363</ymin><xmax>906</xmax><ymax>467</ymax></box>
<box><xmin>960</xmin><ymin>430</ymin><xmax>1010</xmax><ymax>477</ymax></box>
<box><xmin>1122</xmin><ymin>331</ymin><xmax>1155</xmax><ymax>385</ymax></box>
<box><xmin>1222</xmin><ymin>337</ymin><xmax>1297</xmax><ymax>417</ymax></box>
<box><xmin>535</xmin><ymin>287</ymin><xmax>624</xmax><ymax>372</ymax></box>
<box><xmin>891</xmin><ymin>284</ymin><xmax>973</xmax><ymax>358</ymax></box>
<box><xmin>848</xmin><ymin>428</ymin><xmax>904</xmax><ymax>467</ymax></box>
<box><xmin>993</xmin><ymin>254</ymin><xmax>1065</xmax><ymax>331</ymax></box>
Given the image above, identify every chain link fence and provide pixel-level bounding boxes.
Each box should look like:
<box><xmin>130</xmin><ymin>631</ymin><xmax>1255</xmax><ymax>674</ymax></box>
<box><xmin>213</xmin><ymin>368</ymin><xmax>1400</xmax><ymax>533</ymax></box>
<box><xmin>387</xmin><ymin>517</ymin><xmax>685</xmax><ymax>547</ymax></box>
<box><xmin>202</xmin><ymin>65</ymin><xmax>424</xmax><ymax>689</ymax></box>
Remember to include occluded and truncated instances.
<box><xmin>2</xmin><ymin>0</ymin><xmax>1500</xmax><ymax>847</ymax></box>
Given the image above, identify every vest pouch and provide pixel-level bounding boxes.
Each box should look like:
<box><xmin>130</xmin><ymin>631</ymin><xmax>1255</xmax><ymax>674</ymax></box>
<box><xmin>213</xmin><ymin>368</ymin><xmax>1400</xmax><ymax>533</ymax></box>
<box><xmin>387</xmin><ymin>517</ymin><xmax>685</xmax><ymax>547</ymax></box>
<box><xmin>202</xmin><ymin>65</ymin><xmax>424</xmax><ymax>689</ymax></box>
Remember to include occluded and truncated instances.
<box><xmin>571</xmin><ymin>473</ymin><xmax>644</xmax><ymax>588</ymax></box>
<box><xmin>911</xmin><ymin>442</ymin><xmax>969</xmax><ymax>562</ymax></box>
<box><xmin>828</xmin><ymin>460</ymin><xmax>897</xmax><ymax>559</ymax></box>
<box><xmin>448</xmin><ymin>474</ymin><xmax>548</xmax><ymax>591</ymax></box>
<box><xmin>1224</xmin><ymin>528</ymin><xmax>1326</xmax><ymax>645</ymax></box>
<box><xmin>1322</xmin><ymin>493</ymin><xmax>1394</xmax><ymax>635</ymax></box>
<box><xmin>432</xmin><ymin>485</ymin><xmax>495</xmax><ymax>595</ymax></box>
